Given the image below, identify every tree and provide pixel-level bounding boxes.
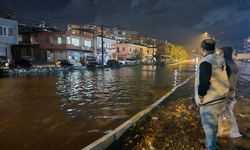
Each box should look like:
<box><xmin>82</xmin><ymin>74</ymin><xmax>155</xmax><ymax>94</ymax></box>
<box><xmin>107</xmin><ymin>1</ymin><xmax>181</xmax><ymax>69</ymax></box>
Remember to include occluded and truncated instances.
<box><xmin>132</xmin><ymin>49</ymin><xmax>143</xmax><ymax>60</ymax></box>
<box><xmin>156</xmin><ymin>41</ymin><xmax>190</xmax><ymax>62</ymax></box>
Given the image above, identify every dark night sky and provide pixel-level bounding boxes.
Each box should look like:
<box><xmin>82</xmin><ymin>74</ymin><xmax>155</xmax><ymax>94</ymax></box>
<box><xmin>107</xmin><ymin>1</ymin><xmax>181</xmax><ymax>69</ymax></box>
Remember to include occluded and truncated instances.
<box><xmin>1</xmin><ymin>0</ymin><xmax>250</xmax><ymax>49</ymax></box>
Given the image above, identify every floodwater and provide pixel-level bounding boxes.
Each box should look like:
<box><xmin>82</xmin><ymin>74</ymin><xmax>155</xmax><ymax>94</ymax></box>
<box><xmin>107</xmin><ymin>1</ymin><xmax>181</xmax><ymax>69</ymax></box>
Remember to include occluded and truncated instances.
<box><xmin>0</xmin><ymin>64</ymin><xmax>195</xmax><ymax>150</ymax></box>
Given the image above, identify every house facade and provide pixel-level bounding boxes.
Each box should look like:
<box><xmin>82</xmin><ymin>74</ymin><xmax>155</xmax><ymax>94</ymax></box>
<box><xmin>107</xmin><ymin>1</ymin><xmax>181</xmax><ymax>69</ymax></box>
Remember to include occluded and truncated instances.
<box><xmin>113</xmin><ymin>43</ymin><xmax>148</xmax><ymax>61</ymax></box>
<box><xmin>96</xmin><ymin>36</ymin><xmax>117</xmax><ymax>63</ymax></box>
<box><xmin>38</xmin><ymin>31</ymin><xmax>94</xmax><ymax>65</ymax></box>
<box><xmin>0</xmin><ymin>17</ymin><xmax>18</xmax><ymax>59</ymax></box>
<box><xmin>11</xmin><ymin>24</ymin><xmax>60</xmax><ymax>63</ymax></box>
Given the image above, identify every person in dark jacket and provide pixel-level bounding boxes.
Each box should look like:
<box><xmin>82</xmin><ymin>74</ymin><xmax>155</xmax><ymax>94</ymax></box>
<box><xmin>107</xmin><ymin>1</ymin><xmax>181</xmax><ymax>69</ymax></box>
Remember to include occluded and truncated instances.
<box><xmin>220</xmin><ymin>47</ymin><xmax>238</xmax><ymax>99</ymax></box>
<box><xmin>219</xmin><ymin>46</ymin><xmax>241</xmax><ymax>138</ymax></box>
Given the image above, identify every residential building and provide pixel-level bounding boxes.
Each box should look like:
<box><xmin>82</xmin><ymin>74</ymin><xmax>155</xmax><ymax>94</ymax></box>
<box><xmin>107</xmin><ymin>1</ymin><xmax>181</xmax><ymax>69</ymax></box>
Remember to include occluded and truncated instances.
<box><xmin>0</xmin><ymin>16</ymin><xmax>18</xmax><ymax>59</ymax></box>
<box><xmin>243</xmin><ymin>37</ymin><xmax>250</xmax><ymax>53</ymax></box>
<box><xmin>38</xmin><ymin>31</ymin><xmax>94</xmax><ymax>65</ymax></box>
<box><xmin>11</xmin><ymin>24</ymin><xmax>60</xmax><ymax>63</ymax></box>
<box><xmin>68</xmin><ymin>24</ymin><xmax>139</xmax><ymax>43</ymax></box>
<box><xmin>147</xmin><ymin>46</ymin><xmax>157</xmax><ymax>60</ymax></box>
<box><xmin>113</xmin><ymin>43</ymin><xmax>148</xmax><ymax>61</ymax></box>
<box><xmin>96</xmin><ymin>36</ymin><xmax>117</xmax><ymax>63</ymax></box>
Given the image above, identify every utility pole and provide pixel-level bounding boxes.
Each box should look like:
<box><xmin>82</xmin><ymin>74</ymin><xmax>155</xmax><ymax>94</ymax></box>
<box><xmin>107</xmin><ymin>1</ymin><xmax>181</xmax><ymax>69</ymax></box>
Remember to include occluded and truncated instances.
<box><xmin>101</xmin><ymin>25</ymin><xmax>104</xmax><ymax>66</ymax></box>
<box><xmin>93</xmin><ymin>29</ymin><xmax>96</xmax><ymax>57</ymax></box>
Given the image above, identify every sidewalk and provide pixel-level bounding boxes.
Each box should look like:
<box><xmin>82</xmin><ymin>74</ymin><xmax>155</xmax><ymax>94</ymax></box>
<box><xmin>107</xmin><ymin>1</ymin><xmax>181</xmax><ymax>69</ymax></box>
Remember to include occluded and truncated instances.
<box><xmin>108</xmin><ymin>77</ymin><xmax>250</xmax><ymax>150</ymax></box>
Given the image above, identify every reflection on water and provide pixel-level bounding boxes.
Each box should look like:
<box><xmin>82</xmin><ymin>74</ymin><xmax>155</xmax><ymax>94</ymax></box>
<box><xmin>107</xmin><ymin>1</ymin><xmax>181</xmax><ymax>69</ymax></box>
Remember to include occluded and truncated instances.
<box><xmin>0</xmin><ymin>64</ymin><xmax>195</xmax><ymax>150</ymax></box>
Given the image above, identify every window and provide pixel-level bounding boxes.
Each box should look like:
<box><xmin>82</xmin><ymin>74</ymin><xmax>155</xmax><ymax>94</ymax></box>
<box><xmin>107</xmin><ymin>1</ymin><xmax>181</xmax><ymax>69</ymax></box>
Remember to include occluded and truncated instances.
<box><xmin>72</xmin><ymin>38</ymin><xmax>80</xmax><ymax>46</ymax></box>
<box><xmin>3</xmin><ymin>27</ymin><xmax>7</xmax><ymax>36</ymax></box>
<box><xmin>0</xmin><ymin>26</ymin><xmax>3</xmax><ymax>35</ymax></box>
<box><xmin>123</xmin><ymin>47</ymin><xmax>125</xmax><ymax>51</ymax></box>
<box><xmin>57</xmin><ymin>37</ymin><xmax>62</xmax><ymax>44</ymax></box>
<box><xmin>8</xmin><ymin>28</ymin><xmax>14</xmax><ymax>36</ymax></box>
<box><xmin>117</xmin><ymin>47</ymin><xmax>120</xmax><ymax>52</ymax></box>
<box><xmin>67</xmin><ymin>37</ymin><xmax>71</xmax><ymax>44</ymax></box>
<box><xmin>0</xmin><ymin>26</ymin><xmax>7</xmax><ymax>36</ymax></box>
<box><xmin>84</xmin><ymin>40</ymin><xmax>91</xmax><ymax>47</ymax></box>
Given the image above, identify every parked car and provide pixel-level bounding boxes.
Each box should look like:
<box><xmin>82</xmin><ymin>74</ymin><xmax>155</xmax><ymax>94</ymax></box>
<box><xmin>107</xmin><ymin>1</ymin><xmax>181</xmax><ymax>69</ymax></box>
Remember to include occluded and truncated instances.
<box><xmin>0</xmin><ymin>56</ymin><xmax>9</xmax><ymax>68</ymax></box>
<box><xmin>107</xmin><ymin>59</ymin><xmax>122</xmax><ymax>67</ymax></box>
<box><xmin>118</xmin><ymin>59</ymin><xmax>139</xmax><ymax>66</ymax></box>
<box><xmin>10</xmin><ymin>59</ymin><xmax>32</xmax><ymax>68</ymax></box>
<box><xmin>85</xmin><ymin>56</ymin><xmax>99</xmax><ymax>68</ymax></box>
<box><xmin>55</xmin><ymin>59</ymin><xmax>73</xmax><ymax>67</ymax></box>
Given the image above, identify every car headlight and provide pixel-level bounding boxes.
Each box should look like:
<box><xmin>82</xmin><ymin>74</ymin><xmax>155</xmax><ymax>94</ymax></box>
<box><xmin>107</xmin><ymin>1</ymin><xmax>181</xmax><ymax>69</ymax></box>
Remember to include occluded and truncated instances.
<box><xmin>5</xmin><ymin>63</ymin><xmax>9</xmax><ymax>67</ymax></box>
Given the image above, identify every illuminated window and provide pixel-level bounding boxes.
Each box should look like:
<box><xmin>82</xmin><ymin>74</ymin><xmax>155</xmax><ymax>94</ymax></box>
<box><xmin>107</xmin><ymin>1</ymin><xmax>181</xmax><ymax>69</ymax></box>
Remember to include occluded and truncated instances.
<box><xmin>57</xmin><ymin>37</ymin><xmax>62</xmax><ymax>44</ymax></box>
<box><xmin>67</xmin><ymin>37</ymin><xmax>71</xmax><ymax>44</ymax></box>
<box><xmin>84</xmin><ymin>40</ymin><xmax>91</xmax><ymax>47</ymax></box>
<box><xmin>72</xmin><ymin>38</ymin><xmax>80</xmax><ymax>46</ymax></box>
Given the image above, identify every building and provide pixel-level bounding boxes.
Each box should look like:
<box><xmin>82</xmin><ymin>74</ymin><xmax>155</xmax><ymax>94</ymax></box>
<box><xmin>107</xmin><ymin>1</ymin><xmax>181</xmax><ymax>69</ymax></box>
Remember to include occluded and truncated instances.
<box><xmin>147</xmin><ymin>46</ymin><xmax>157</xmax><ymax>61</ymax></box>
<box><xmin>113</xmin><ymin>43</ymin><xmax>148</xmax><ymax>61</ymax></box>
<box><xmin>38</xmin><ymin>31</ymin><xmax>94</xmax><ymax>65</ymax></box>
<box><xmin>68</xmin><ymin>24</ymin><xmax>140</xmax><ymax>43</ymax></box>
<box><xmin>237</xmin><ymin>53</ymin><xmax>250</xmax><ymax>60</ymax></box>
<box><xmin>68</xmin><ymin>24</ymin><xmax>120</xmax><ymax>64</ymax></box>
<box><xmin>11</xmin><ymin>24</ymin><xmax>60</xmax><ymax>63</ymax></box>
<box><xmin>0</xmin><ymin>16</ymin><xmax>18</xmax><ymax>59</ymax></box>
<box><xmin>243</xmin><ymin>37</ymin><xmax>250</xmax><ymax>53</ymax></box>
<box><xmin>243</xmin><ymin>37</ymin><xmax>250</xmax><ymax>51</ymax></box>
<box><xmin>96</xmin><ymin>36</ymin><xmax>117</xmax><ymax>63</ymax></box>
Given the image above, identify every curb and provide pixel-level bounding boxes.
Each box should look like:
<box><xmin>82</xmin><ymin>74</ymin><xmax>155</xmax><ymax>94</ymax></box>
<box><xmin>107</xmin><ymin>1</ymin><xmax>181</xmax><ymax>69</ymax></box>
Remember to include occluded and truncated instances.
<box><xmin>82</xmin><ymin>75</ymin><xmax>194</xmax><ymax>150</ymax></box>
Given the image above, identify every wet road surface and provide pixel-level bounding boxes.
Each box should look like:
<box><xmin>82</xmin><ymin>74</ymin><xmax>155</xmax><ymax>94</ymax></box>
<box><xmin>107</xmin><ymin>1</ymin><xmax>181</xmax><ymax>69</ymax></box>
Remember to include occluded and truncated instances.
<box><xmin>0</xmin><ymin>64</ymin><xmax>195</xmax><ymax>150</ymax></box>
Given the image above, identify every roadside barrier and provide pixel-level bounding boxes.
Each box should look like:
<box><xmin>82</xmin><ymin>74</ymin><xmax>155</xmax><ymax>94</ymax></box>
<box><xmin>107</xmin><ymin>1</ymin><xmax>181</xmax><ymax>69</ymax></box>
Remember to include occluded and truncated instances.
<box><xmin>82</xmin><ymin>75</ymin><xmax>194</xmax><ymax>150</ymax></box>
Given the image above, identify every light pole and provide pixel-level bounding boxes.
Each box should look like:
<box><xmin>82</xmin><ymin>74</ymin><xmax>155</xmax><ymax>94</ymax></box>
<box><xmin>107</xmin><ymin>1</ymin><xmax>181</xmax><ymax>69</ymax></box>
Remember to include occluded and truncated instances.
<box><xmin>203</xmin><ymin>32</ymin><xmax>210</xmax><ymax>39</ymax></box>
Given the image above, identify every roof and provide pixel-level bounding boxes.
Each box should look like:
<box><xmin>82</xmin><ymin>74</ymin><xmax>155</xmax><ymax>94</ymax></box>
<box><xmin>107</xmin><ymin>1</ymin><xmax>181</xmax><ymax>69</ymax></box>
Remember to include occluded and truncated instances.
<box><xmin>18</xmin><ymin>24</ymin><xmax>61</xmax><ymax>34</ymax></box>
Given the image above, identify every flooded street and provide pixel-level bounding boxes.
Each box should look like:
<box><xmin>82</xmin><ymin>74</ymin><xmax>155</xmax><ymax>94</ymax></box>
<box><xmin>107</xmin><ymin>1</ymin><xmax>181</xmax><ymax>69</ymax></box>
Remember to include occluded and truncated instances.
<box><xmin>0</xmin><ymin>64</ymin><xmax>195</xmax><ymax>150</ymax></box>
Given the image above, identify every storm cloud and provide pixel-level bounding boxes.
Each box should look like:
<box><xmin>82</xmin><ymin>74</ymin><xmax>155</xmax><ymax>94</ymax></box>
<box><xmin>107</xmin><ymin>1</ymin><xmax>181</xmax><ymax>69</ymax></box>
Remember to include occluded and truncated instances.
<box><xmin>1</xmin><ymin>0</ymin><xmax>250</xmax><ymax>49</ymax></box>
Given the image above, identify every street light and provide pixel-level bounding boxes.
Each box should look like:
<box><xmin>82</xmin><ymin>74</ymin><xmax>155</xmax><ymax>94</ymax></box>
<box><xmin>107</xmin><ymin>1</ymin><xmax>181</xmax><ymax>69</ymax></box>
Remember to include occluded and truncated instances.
<box><xmin>203</xmin><ymin>32</ymin><xmax>210</xmax><ymax>39</ymax></box>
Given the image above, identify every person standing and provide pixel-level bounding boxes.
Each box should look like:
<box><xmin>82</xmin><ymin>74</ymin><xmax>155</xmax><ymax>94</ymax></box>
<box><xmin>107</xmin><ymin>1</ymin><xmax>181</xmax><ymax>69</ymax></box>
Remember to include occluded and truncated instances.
<box><xmin>220</xmin><ymin>47</ymin><xmax>238</xmax><ymax>100</ymax></box>
<box><xmin>219</xmin><ymin>46</ymin><xmax>241</xmax><ymax>138</ymax></box>
<box><xmin>195</xmin><ymin>39</ymin><xmax>229</xmax><ymax>150</ymax></box>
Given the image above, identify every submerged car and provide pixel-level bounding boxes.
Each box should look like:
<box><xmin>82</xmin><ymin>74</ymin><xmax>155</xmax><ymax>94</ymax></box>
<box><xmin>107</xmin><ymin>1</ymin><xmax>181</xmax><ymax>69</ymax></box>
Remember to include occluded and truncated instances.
<box><xmin>85</xmin><ymin>56</ymin><xmax>99</xmax><ymax>68</ymax></box>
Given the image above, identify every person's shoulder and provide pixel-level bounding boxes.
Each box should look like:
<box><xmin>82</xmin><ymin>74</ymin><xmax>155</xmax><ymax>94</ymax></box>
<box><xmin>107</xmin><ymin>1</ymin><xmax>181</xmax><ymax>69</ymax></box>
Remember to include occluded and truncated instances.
<box><xmin>199</xmin><ymin>61</ymin><xmax>212</xmax><ymax>68</ymax></box>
